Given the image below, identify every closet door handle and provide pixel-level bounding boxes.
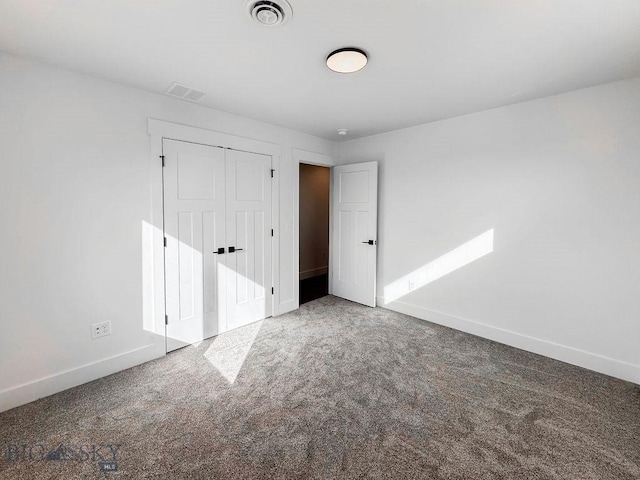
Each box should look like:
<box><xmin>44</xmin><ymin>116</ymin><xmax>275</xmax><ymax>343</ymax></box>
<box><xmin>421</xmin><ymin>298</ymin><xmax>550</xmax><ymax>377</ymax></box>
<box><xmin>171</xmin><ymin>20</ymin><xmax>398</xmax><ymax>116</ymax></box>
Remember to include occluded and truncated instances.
<box><xmin>361</xmin><ymin>240</ymin><xmax>376</xmax><ymax>245</ymax></box>
<box><xmin>228</xmin><ymin>246</ymin><xmax>244</xmax><ymax>253</ymax></box>
<box><xmin>213</xmin><ymin>247</ymin><xmax>225</xmax><ymax>255</ymax></box>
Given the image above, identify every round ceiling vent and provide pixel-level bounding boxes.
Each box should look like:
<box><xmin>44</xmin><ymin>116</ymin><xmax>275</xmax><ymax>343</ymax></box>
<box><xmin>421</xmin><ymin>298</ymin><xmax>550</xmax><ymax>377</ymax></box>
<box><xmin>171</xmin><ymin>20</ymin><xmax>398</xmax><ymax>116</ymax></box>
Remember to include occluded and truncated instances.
<box><xmin>247</xmin><ymin>0</ymin><xmax>292</xmax><ymax>27</ymax></box>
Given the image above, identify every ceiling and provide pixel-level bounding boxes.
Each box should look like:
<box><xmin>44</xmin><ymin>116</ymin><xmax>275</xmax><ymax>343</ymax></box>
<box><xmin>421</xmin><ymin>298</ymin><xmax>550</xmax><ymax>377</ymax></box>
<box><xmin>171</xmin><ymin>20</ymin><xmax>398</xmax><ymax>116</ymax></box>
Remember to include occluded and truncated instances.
<box><xmin>1</xmin><ymin>0</ymin><xmax>639</xmax><ymax>140</ymax></box>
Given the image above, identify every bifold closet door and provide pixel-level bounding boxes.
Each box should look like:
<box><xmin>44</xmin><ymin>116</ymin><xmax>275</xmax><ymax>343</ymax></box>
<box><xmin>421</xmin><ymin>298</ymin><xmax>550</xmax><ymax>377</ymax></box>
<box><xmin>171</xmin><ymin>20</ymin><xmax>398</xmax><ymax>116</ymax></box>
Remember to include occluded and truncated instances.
<box><xmin>225</xmin><ymin>149</ymin><xmax>272</xmax><ymax>331</ymax></box>
<box><xmin>163</xmin><ymin>139</ymin><xmax>272</xmax><ymax>352</ymax></box>
<box><xmin>163</xmin><ymin>139</ymin><xmax>226</xmax><ymax>352</ymax></box>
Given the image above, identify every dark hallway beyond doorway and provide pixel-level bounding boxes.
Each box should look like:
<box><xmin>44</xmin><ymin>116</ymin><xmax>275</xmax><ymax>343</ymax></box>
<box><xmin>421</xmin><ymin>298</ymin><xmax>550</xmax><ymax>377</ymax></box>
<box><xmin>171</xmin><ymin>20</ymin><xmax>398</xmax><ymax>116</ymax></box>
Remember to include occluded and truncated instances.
<box><xmin>299</xmin><ymin>274</ymin><xmax>328</xmax><ymax>305</ymax></box>
<box><xmin>299</xmin><ymin>162</ymin><xmax>330</xmax><ymax>306</ymax></box>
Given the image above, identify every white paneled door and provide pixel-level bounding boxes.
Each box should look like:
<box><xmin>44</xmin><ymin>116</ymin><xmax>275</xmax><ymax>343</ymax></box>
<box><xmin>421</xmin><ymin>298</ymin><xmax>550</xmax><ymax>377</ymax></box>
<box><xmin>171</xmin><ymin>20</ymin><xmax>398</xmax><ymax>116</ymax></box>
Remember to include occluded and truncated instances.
<box><xmin>225</xmin><ymin>149</ymin><xmax>272</xmax><ymax>331</ymax></box>
<box><xmin>331</xmin><ymin>162</ymin><xmax>378</xmax><ymax>307</ymax></box>
<box><xmin>163</xmin><ymin>139</ymin><xmax>272</xmax><ymax>352</ymax></box>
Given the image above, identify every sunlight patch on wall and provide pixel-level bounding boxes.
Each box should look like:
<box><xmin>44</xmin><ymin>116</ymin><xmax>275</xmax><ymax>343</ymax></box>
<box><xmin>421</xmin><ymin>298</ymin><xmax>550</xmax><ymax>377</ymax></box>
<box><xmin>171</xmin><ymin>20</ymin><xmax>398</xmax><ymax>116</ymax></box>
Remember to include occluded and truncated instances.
<box><xmin>383</xmin><ymin>229</ymin><xmax>494</xmax><ymax>304</ymax></box>
<box><xmin>142</xmin><ymin>220</ymin><xmax>167</xmax><ymax>336</ymax></box>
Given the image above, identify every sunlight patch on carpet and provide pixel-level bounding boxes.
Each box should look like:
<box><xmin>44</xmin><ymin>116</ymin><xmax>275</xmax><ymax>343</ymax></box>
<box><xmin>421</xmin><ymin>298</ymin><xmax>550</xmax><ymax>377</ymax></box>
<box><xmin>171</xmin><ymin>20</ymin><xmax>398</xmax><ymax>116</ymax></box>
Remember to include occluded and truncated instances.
<box><xmin>203</xmin><ymin>320</ymin><xmax>264</xmax><ymax>383</ymax></box>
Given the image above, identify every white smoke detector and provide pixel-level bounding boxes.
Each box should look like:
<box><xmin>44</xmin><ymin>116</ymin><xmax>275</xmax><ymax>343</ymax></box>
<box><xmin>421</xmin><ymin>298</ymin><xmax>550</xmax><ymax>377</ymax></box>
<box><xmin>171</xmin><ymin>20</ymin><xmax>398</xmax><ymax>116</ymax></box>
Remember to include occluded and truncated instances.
<box><xmin>246</xmin><ymin>0</ymin><xmax>292</xmax><ymax>27</ymax></box>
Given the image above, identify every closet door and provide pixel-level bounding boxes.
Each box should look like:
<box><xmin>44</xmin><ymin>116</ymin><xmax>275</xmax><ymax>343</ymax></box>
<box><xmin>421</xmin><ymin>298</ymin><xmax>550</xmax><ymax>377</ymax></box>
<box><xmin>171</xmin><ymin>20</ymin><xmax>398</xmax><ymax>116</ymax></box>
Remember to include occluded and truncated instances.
<box><xmin>163</xmin><ymin>140</ymin><xmax>273</xmax><ymax>352</ymax></box>
<box><xmin>225</xmin><ymin>149</ymin><xmax>273</xmax><ymax>331</ymax></box>
<box><xmin>163</xmin><ymin>139</ymin><xmax>226</xmax><ymax>352</ymax></box>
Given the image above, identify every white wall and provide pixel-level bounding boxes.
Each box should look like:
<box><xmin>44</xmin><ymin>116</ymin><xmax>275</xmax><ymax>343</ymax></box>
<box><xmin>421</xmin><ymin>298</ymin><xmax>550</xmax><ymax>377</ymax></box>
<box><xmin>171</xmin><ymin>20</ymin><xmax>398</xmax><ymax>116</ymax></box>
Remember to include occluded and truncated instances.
<box><xmin>337</xmin><ymin>78</ymin><xmax>640</xmax><ymax>384</ymax></box>
<box><xmin>299</xmin><ymin>164</ymin><xmax>330</xmax><ymax>280</ymax></box>
<box><xmin>0</xmin><ymin>52</ymin><xmax>335</xmax><ymax>411</ymax></box>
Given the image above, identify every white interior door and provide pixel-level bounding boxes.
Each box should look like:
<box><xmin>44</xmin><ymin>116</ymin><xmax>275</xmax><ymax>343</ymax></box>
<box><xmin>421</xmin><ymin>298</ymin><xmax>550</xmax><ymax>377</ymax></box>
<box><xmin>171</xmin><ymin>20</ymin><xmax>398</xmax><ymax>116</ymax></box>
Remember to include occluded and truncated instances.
<box><xmin>225</xmin><ymin>149</ymin><xmax>272</xmax><ymax>330</ymax></box>
<box><xmin>163</xmin><ymin>139</ymin><xmax>226</xmax><ymax>351</ymax></box>
<box><xmin>163</xmin><ymin>140</ymin><xmax>273</xmax><ymax>352</ymax></box>
<box><xmin>331</xmin><ymin>161</ymin><xmax>378</xmax><ymax>307</ymax></box>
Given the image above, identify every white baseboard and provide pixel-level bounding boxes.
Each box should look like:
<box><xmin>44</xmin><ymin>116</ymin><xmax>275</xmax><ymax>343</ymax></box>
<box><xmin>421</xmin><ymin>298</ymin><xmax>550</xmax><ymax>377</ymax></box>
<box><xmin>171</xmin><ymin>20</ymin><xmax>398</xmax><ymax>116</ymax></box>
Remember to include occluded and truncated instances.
<box><xmin>300</xmin><ymin>266</ymin><xmax>328</xmax><ymax>281</ymax></box>
<box><xmin>378</xmin><ymin>297</ymin><xmax>640</xmax><ymax>385</ymax></box>
<box><xmin>0</xmin><ymin>344</ymin><xmax>161</xmax><ymax>413</ymax></box>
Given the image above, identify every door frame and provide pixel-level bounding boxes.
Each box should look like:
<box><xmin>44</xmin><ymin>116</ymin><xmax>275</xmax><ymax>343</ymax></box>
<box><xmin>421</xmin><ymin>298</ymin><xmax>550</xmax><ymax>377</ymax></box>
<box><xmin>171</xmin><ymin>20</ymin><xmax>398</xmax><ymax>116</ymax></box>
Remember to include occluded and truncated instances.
<box><xmin>148</xmin><ymin>119</ymin><xmax>281</xmax><ymax>353</ymax></box>
<box><xmin>293</xmin><ymin>149</ymin><xmax>337</xmax><ymax>309</ymax></box>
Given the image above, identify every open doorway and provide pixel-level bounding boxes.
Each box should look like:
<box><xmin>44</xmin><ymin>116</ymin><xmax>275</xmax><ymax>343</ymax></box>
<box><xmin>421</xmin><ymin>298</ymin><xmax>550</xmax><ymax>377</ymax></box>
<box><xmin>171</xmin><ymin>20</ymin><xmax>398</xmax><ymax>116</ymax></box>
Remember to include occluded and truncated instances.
<box><xmin>299</xmin><ymin>163</ymin><xmax>330</xmax><ymax>304</ymax></box>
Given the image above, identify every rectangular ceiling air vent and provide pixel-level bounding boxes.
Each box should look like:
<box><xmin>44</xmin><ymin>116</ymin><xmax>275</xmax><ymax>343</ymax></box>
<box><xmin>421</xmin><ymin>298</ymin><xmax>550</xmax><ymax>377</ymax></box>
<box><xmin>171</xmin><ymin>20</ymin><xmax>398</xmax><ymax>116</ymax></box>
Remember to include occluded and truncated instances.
<box><xmin>164</xmin><ymin>82</ymin><xmax>205</xmax><ymax>102</ymax></box>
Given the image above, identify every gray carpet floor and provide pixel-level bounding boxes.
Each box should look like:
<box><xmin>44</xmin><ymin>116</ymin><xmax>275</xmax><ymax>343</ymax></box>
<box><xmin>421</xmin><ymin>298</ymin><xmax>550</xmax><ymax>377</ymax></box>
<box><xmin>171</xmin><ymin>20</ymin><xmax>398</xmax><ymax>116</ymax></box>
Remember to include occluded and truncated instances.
<box><xmin>1</xmin><ymin>296</ymin><xmax>639</xmax><ymax>479</ymax></box>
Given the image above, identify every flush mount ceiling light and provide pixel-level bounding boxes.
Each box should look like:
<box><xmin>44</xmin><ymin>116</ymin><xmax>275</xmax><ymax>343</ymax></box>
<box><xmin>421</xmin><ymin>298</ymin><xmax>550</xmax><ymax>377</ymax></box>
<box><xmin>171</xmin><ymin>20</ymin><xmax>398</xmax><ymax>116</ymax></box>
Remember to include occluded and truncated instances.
<box><xmin>246</xmin><ymin>0</ymin><xmax>292</xmax><ymax>27</ymax></box>
<box><xmin>326</xmin><ymin>48</ymin><xmax>368</xmax><ymax>74</ymax></box>
<box><xmin>337</xmin><ymin>129</ymin><xmax>348</xmax><ymax>136</ymax></box>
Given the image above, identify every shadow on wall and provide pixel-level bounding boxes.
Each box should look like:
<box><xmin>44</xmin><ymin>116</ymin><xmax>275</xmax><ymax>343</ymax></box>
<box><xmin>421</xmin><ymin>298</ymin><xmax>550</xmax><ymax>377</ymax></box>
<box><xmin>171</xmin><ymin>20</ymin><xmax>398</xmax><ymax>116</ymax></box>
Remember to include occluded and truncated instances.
<box><xmin>383</xmin><ymin>229</ymin><xmax>494</xmax><ymax>304</ymax></box>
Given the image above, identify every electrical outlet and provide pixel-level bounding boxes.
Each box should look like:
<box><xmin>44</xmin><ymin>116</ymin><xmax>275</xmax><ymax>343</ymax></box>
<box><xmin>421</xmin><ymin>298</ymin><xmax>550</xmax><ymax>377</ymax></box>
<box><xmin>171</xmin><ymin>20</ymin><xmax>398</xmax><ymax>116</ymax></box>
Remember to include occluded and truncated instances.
<box><xmin>408</xmin><ymin>280</ymin><xmax>415</xmax><ymax>291</ymax></box>
<box><xmin>92</xmin><ymin>321</ymin><xmax>111</xmax><ymax>339</ymax></box>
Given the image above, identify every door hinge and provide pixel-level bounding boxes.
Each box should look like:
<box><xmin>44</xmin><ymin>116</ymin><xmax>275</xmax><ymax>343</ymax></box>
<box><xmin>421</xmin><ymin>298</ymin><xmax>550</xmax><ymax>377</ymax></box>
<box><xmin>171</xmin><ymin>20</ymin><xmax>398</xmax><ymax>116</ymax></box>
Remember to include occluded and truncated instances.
<box><xmin>160</xmin><ymin>155</ymin><xmax>165</xmax><ymax>167</ymax></box>
<box><xmin>271</xmin><ymin>229</ymin><xmax>274</xmax><ymax>237</ymax></box>
<box><xmin>272</xmin><ymin>287</ymin><xmax>274</xmax><ymax>295</ymax></box>
<box><xmin>165</xmin><ymin>314</ymin><xmax>168</xmax><ymax>325</ymax></box>
<box><xmin>271</xmin><ymin>169</ymin><xmax>275</xmax><ymax>178</ymax></box>
<box><xmin>164</xmin><ymin>237</ymin><xmax>167</xmax><ymax>247</ymax></box>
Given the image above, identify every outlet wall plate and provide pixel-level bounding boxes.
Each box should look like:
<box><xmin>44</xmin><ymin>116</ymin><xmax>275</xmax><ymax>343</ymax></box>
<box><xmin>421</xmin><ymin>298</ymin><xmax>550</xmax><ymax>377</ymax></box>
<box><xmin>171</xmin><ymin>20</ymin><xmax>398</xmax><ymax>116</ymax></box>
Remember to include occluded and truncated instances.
<box><xmin>92</xmin><ymin>321</ymin><xmax>111</xmax><ymax>339</ymax></box>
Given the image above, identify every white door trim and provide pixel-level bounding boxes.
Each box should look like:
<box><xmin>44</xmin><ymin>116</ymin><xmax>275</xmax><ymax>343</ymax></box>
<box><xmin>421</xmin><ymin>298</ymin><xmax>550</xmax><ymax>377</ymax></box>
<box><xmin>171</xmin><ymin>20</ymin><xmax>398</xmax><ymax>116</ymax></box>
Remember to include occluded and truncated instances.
<box><xmin>148</xmin><ymin>119</ymin><xmax>281</xmax><ymax>354</ymax></box>
<box><xmin>293</xmin><ymin>149</ymin><xmax>337</xmax><ymax>309</ymax></box>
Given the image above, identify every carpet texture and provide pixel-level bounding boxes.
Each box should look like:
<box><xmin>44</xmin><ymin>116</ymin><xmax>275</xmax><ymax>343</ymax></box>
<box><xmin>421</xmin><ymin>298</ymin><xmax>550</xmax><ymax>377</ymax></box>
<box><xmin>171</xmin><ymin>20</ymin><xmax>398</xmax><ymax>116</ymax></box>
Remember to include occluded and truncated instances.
<box><xmin>1</xmin><ymin>296</ymin><xmax>639</xmax><ymax>479</ymax></box>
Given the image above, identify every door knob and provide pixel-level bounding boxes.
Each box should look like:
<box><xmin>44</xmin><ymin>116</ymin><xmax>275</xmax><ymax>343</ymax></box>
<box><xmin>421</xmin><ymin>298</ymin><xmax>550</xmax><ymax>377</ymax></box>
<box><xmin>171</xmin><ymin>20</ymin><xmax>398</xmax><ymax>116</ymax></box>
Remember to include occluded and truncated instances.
<box><xmin>361</xmin><ymin>240</ymin><xmax>376</xmax><ymax>245</ymax></box>
<box><xmin>213</xmin><ymin>247</ymin><xmax>225</xmax><ymax>255</ymax></box>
